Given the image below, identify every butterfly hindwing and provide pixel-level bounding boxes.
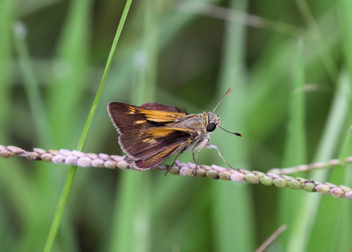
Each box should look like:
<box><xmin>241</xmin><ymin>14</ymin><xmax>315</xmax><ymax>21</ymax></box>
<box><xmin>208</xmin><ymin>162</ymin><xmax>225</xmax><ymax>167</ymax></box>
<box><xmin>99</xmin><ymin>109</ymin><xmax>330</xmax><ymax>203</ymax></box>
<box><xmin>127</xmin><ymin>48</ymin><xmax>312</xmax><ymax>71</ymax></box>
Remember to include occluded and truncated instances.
<box><xmin>118</xmin><ymin>127</ymin><xmax>197</xmax><ymax>168</ymax></box>
<box><xmin>140</xmin><ymin>102</ymin><xmax>184</xmax><ymax>113</ymax></box>
<box><xmin>119</xmin><ymin>127</ymin><xmax>196</xmax><ymax>159</ymax></box>
<box><xmin>135</xmin><ymin>143</ymin><xmax>188</xmax><ymax>169</ymax></box>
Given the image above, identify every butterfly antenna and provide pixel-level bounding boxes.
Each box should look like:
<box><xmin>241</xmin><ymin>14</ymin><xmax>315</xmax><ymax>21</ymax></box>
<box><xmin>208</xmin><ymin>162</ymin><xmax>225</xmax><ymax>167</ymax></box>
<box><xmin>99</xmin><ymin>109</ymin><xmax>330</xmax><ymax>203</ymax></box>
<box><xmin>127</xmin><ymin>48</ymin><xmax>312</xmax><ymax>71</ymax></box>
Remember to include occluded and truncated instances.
<box><xmin>218</xmin><ymin>125</ymin><xmax>242</xmax><ymax>137</ymax></box>
<box><xmin>213</xmin><ymin>87</ymin><xmax>233</xmax><ymax>112</ymax></box>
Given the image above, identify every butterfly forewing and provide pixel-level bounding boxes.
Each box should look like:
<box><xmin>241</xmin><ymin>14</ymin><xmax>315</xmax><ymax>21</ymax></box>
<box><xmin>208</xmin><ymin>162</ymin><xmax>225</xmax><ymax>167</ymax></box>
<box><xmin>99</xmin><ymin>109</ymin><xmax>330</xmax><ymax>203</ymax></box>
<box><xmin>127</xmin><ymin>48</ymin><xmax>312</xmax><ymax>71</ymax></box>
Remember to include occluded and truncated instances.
<box><xmin>108</xmin><ymin>102</ymin><xmax>186</xmax><ymax>134</ymax></box>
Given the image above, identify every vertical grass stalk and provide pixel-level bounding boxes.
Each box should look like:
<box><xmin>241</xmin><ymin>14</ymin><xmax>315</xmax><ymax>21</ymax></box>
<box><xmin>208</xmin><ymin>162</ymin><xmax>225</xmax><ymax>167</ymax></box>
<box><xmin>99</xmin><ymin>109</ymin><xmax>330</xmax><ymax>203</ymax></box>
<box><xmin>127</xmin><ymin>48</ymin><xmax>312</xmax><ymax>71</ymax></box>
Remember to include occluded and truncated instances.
<box><xmin>43</xmin><ymin>1</ymin><xmax>133</xmax><ymax>251</ymax></box>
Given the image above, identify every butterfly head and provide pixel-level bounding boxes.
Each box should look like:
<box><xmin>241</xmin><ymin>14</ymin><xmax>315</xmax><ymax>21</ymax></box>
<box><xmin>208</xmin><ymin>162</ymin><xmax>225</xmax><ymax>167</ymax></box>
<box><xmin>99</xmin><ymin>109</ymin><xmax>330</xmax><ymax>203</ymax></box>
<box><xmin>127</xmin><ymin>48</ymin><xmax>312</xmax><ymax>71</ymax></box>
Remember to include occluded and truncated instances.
<box><xmin>205</xmin><ymin>112</ymin><xmax>220</xmax><ymax>133</ymax></box>
<box><xmin>205</xmin><ymin>87</ymin><xmax>242</xmax><ymax>137</ymax></box>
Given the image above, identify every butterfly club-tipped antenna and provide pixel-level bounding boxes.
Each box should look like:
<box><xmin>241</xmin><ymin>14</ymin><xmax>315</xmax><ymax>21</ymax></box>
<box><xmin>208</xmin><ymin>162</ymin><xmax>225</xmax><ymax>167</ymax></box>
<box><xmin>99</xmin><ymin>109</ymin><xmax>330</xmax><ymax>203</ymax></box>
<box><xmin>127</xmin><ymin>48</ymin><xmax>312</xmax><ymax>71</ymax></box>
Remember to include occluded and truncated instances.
<box><xmin>218</xmin><ymin>125</ymin><xmax>242</xmax><ymax>137</ymax></box>
<box><xmin>213</xmin><ymin>87</ymin><xmax>233</xmax><ymax>112</ymax></box>
<box><xmin>212</xmin><ymin>87</ymin><xmax>242</xmax><ymax>138</ymax></box>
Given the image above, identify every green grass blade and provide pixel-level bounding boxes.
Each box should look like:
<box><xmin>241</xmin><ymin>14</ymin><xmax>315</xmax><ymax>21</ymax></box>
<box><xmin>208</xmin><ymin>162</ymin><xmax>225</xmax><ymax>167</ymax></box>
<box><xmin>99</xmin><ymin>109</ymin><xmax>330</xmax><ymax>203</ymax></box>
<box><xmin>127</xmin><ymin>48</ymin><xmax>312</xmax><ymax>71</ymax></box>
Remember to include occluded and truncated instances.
<box><xmin>12</xmin><ymin>22</ymin><xmax>52</xmax><ymax>147</ymax></box>
<box><xmin>0</xmin><ymin>1</ymin><xmax>19</xmax><ymax>250</ymax></box>
<box><xmin>47</xmin><ymin>0</ymin><xmax>92</xmax><ymax>149</ymax></box>
<box><xmin>279</xmin><ymin>39</ymin><xmax>307</xmax><ymax>247</ymax></box>
<box><xmin>0</xmin><ymin>0</ymin><xmax>14</xmax><ymax>137</ymax></box>
<box><xmin>338</xmin><ymin>0</ymin><xmax>352</xmax><ymax>79</ymax></box>
<box><xmin>286</xmin><ymin>72</ymin><xmax>350</xmax><ymax>252</ymax></box>
<box><xmin>212</xmin><ymin>0</ymin><xmax>255</xmax><ymax>251</ymax></box>
<box><xmin>43</xmin><ymin>1</ymin><xmax>132</xmax><ymax>251</ymax></box>
<box><xmin>334</xmin><ymin>5</ymin><xmax>352</xmax><ymax>249</ymax></box>
<box><xmin>306</xmin><ymin>72</ymin><xmax>351</xmax><ymax>252</ymax></box>
<box><xmin>282</xmin><ymin>39</ymin><xmax>307</xmax><ymax>166</ymax></box>
<box><xmin>108</xmin><ymin>0</ymin><xmax>159</xmax><ymax>251</ymax></box>
<box><xmin>295</xmin><ymin>0</ymin><xmax>338</xmax><ymax>82</ymax></box>
<box><xmin>247</xmin><ymin>9</ymin><xmax>339</xmax><ymax>142</ymax></box>
<box><xmin>12</xmin><ymin>21</ymin><xmax>68</xmax><ymax>252</ymax></box>
<box><xmin>331</xmin><ymin>126</ymin><xmax>352</xmax><ymax>251</ymax></box>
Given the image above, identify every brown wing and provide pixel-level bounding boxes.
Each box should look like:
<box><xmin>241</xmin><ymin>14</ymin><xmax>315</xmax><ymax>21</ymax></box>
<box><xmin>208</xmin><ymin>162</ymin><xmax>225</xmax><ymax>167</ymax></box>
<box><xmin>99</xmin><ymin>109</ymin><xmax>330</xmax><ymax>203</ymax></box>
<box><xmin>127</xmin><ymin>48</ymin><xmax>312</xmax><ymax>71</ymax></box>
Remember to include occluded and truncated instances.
<box><xmin>108</xmin><ymin>102</ymin><xmax>187</xmax><ymax>134</ymax></box>
<box><xmin>140</xmin><ymin>102</ymin><xmax>184</xmax><ymax>113</ymax></box>
<box><xmin>135</xmin><ymin>143</ymin><xmax>189</xmax><ymax>169</ymax></box>
<box><xmin>119</xmin><ymin>127</ymin><xmax>197</xmax><ymax>159</ymax></box>
<box><xmin>118</xmin><ymin>127</ymin><xmax>197</xmax><ymax>169</ymax></box>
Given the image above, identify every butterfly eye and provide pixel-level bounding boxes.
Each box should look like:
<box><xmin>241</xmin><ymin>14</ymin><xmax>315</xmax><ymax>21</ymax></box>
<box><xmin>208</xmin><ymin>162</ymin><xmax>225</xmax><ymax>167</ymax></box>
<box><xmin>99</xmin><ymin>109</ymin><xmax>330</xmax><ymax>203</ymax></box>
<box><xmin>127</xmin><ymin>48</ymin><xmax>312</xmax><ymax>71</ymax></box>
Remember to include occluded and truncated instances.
<box><xmin>206</xmin><ymin>122</ymin><xmax>216</xmax><ymax>132</ymax></box>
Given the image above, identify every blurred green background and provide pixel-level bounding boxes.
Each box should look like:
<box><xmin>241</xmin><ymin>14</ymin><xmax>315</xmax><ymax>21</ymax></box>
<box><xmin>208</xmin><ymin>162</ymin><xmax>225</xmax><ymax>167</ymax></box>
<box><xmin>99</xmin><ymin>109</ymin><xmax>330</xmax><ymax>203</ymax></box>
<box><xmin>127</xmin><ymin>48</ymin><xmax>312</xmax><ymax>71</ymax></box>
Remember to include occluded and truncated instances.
<box><xmin>1</xmin><ymin>0</ymin><xmax>352</xmax><ymax>251</ymax></box>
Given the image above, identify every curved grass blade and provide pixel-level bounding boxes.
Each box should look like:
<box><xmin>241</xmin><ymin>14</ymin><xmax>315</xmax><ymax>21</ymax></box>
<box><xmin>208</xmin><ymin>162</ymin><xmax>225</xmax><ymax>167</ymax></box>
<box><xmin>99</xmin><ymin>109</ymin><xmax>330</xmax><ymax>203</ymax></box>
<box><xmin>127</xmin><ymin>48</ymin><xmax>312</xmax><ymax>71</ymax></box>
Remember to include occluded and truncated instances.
<box><xmin>43</xmin><ymin>1</ymin><xmax>133</xmax><ymax>251</ymax></box>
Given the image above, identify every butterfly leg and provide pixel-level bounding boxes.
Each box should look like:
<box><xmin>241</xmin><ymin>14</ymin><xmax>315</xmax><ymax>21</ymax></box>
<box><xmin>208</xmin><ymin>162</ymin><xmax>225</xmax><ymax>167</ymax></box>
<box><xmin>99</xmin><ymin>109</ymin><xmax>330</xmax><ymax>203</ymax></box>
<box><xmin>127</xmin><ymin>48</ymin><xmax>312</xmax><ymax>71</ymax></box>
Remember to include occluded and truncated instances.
<box><xmin>165</xmin><ymin>144</ymin><xmax>191</xmax><ymax>176</ymax></box>
<box><xmin>192</xmin><ymin>138</ymin><xmax>210</xmax><ymax>175</ymax></box>
<box><xmin>206</xmin><ymin>144</ymin><xmax>233</xmax><ymax>168</ymax></box>
<box><xmin>165</xmin><ymin>148</ymin><xmax>187</xmax><ymax>176</ymax></box>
